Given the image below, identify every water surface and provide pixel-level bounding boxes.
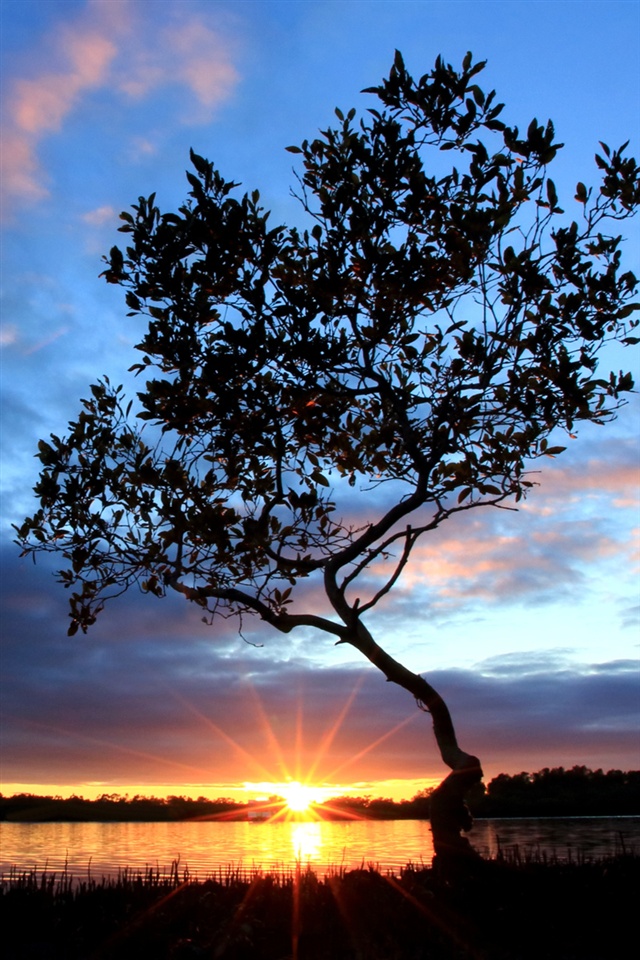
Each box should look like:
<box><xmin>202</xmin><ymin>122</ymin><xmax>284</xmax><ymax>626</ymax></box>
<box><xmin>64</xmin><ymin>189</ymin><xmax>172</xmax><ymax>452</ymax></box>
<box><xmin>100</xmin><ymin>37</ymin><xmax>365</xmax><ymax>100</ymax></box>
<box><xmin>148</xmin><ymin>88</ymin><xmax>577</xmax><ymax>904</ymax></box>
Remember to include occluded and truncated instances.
<box><xmin>1</xmin><ymin>817</ymin><xmax>637</xmax><ymax>879</ymax></box>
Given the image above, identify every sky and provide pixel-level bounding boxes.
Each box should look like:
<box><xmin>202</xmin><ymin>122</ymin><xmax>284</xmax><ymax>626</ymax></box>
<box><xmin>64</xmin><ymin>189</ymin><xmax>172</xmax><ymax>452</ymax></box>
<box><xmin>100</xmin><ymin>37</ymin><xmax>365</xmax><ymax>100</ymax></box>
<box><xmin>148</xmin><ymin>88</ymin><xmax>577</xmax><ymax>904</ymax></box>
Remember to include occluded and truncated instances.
<box><xmin>1</xmin><ymin>0</ymin><xmax>639</xmax><ymax>804</ymax></box>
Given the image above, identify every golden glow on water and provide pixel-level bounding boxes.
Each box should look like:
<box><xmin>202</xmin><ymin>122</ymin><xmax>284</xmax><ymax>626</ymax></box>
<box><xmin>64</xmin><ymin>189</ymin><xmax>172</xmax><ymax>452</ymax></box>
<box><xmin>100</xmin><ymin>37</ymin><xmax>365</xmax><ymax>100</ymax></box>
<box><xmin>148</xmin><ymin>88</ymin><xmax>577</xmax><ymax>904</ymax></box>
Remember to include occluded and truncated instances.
<box><xmin>3</xmin><ymin>819</ymin><xmax>636</xmax><ymax>881</ymax></box>
<box><xmin>290</xmin><ymin>822</ymin><xmax>323</xmax><ymax>861</ymax></box>
<box><xmin>0</xmin><ymin>820</ymin><xmax>439</xmax><ymax>876</ymax></box>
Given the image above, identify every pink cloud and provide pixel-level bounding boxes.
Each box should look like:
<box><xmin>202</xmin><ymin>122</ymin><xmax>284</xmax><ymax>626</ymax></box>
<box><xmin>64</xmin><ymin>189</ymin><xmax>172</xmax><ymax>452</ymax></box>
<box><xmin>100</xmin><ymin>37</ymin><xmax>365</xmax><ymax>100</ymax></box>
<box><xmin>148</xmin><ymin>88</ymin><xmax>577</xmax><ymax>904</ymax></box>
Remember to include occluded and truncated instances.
<box><xmin>23</xmin><ymin>326</ymin><xmax>71</xmax><ymax>356</ymax></box>
<box><xmin>363</xmin><ymin>501</ymin><xmax>633</xmax><ymax>613</ymax></box>
<box><xmin>387</xmin><ymin>441</ymin><xmax>640</xmax><ymax>608</ymax></box>
<box><xmin>531</xmin><ymin>443</ymin><xmax>639</xmax><ymax>508</ymax></box>
<box><xmin>1</xmin><ymin>0</ymin><xmax>240</xmax><ymax>214</ymax></box>
<box><xmin>0</xmin><ymin>130</ymin><xmax>48</xmax><ymax>204</ymax></box>
<box><xmin>397</xmin><ymin>533</ymin><xmax>527</xmax><ymax>599</ymax></box>
<box><xmin>629</xmin><ymin>527</ymin><xmax>640</xmax><ymax>572</ymax></box>
<box><xmin>0</xmin><ymin>324</ymin><xmax>19</xmax><ymax>348</ymax></box>
<box><xmin>116</xmin><ymin>16</ymin><xmax>239</xmax><ymax>114</ymax></box>
<box><xmin>169</xmin><ymin>19</ymin><xmax>239</xmax><ymax>111</ymax></box>
<box><xmin>1</xmin><ymin>1</ymin><xmax>123</xmax><ymax>211</ymax></box>
<box><xmin>12</xmin><ymin>32</ymin><xmax>116</xmax><ymax>135</ymax></box>
<box><xmin>258</xmin><ymin>433</ymin><xmax>639</xmax><ymax>621</ymax></box>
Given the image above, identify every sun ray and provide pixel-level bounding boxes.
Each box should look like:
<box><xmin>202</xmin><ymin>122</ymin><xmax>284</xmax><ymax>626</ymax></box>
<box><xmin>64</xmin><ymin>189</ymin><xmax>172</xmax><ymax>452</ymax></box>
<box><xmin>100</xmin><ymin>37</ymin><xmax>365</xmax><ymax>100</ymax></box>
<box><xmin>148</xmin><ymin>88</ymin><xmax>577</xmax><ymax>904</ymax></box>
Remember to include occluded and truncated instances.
<box><xmin>294</xmin><ymin>695</ymin><xmax>304</xmax><ymax>783</ymax></box>
<box><xmin>165</xmin><ymin>687</ymin><xmax>277</xmax><ymax>782</ymax></box>
<box><xmin>231</xmin><ymin>683</ymin><xmax>425</xmax><ymax>816</ymax></box>
<box><xmin>242</xmin><ymin>677</ymin><xmax>292</xmax><ymax>780</ymax></box>
<box><xmin>324</xmin><ymin>709</ymin><xmax>420</xmax><ymax>781</ymax></box>
<box><xmin>8</xmin><ymin>712</ymin><xmax>211</xmax><ymax>781</ymax></box>
<box><xmin>60</xmin><ymin>662</ymin><xmax>432</xmax><ymax>809</ymax></box>
<box><xmin>305</xmin><ymin>672</ymin><xmax>366</xmax><ymax>784</ymax></box>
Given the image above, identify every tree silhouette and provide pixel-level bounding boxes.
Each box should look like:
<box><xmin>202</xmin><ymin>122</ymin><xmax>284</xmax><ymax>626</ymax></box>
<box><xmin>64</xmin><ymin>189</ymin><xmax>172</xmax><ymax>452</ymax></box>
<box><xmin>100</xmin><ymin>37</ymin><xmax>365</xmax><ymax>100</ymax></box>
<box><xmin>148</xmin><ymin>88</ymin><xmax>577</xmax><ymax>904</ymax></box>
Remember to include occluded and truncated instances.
<box><xmin>16</xmin><ymin>52</ymin><xmax>639</xmax><ymax>868</ymax></box>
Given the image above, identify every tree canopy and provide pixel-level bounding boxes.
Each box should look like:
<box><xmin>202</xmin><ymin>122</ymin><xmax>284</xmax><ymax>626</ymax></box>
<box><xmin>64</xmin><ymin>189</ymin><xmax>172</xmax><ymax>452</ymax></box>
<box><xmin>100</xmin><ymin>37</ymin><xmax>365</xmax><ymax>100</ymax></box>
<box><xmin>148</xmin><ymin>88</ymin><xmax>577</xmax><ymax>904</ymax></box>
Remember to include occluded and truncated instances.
<box><xmin>17</xmin><ymin>51</ymin><xmax>638</xmax><ymax>644</ymax></box>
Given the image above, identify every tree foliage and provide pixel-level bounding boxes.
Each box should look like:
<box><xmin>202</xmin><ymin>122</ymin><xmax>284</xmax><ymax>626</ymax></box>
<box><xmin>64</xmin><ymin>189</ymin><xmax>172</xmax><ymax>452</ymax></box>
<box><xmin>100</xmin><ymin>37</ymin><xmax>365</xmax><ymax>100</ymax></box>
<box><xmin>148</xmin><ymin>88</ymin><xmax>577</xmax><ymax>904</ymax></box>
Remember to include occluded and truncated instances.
<box><xmin>477</xmin><ymin>766</ymin><xmax>640</xmax><ymax>818</ymax></box>
<box><xmin>16</xmin><ymin>51</ymin><xmax>639</xmax><ymax>647</ymax></box>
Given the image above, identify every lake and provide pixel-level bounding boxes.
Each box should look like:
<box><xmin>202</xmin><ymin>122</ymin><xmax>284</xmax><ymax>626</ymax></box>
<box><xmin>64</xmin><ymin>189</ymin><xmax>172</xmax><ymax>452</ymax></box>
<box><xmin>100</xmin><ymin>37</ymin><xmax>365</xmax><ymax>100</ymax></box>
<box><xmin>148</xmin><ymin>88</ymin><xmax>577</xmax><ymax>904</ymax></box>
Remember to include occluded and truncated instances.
<box><xmin>1</xmin><ymin>817</ymin><xmax>638</xmax><ymax>880</ymax></box>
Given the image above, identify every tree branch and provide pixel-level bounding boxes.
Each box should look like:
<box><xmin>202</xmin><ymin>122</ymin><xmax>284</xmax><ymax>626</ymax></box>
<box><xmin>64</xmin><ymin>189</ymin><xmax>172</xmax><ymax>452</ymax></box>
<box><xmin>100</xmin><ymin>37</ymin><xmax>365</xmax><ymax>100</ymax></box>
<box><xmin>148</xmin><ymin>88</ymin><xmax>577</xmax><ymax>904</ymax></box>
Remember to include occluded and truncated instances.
<box><xmin>167</xmin><ymin>577</ymin><xmax>347</xmax><ymax>640</ymax></box>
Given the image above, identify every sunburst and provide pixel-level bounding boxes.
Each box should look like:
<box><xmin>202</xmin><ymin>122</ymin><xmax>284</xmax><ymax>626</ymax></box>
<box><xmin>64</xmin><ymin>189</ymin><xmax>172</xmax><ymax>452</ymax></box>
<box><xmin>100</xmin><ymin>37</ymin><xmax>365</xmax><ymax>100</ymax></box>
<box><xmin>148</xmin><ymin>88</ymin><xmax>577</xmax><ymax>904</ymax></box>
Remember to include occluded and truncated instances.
<box><xmin>279</xmin><ymin>781</ymin><xmax>321</xmax><ymax>812</ymax></box>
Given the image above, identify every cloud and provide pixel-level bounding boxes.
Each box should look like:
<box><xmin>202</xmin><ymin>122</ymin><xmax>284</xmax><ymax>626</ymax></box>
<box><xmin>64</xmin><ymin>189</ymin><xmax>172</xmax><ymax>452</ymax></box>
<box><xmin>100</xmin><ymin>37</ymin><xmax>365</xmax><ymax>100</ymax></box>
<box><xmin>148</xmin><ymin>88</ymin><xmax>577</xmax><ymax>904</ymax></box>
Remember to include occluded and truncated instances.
<box><xmin>0</xmin><ymin>130</ymin><xmax>49</xmax><ymax>204</ymax></box>
<box><xmin>117</xmin><ymin>15</ymin><xmax>239</xmax><ymax>117</ymax></box>
<box><xmin>11</xmin><ymin>32</ymin><xmax>116</xmax><ymax>136</ymax></box>
<box><xmin>525</xmin><ymin>436</ymin><xmax>640</xmax><ymax>511</ymax></box>
<box><xmin>0</xmin><ymin>325</ymin><xmax>19</xmax><ymax>348</ymax></box>
<box><xmin>1</xmin><ymin>0</ymin><xmax>240</xmax><ymax>212</ymax></box>
<box><xmin>619</xmin><ymin>603</ymin><xmax>640</xmax><ymax>631</ymax></box>
<box><xmin>1</xmin><ymin>2</ymin><xmax>120</xmax><ymax>209</ymax></box>
<box><xmin>81</xmin><ymin>204</ymin><xmax>117</xmax><ymax>226</ymax></box>
<box><xmin>167</xmin><ymin>18</ymin><xmax>239</xmax><ymax>112</ymax></box>
<box><xmin>1</xmin><ymin>543</ymin><xmax>638</xmax><ymax>793</ymax></box>
<box><xmin>368</xmin><ymin>514</ymin><xmax>632</xmax><ymax>620</ymax></box>
<box><xmin>346</xmin><ymin>432</ymin><xmax>639</xmax><ymax>623</ymax></box>
<box><xmin>254</xmin><ymin>427</ymin><xmax>639</xmax><ymax>632</ymax></box>
<box><xmin>127</xmin><ymin>136</ymin><xmax>158</xmax><ymax>161</ymax></box>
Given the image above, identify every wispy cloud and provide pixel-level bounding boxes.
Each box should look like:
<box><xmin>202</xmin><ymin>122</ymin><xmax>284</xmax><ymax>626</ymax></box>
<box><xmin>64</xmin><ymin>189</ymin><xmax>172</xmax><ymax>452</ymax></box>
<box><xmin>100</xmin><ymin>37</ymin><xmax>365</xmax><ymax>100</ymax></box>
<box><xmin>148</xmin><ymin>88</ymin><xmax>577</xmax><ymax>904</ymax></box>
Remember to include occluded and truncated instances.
<box><xmin>0</xmin><ymin>324</ymin><xmax>19</xmax><ymax>348</ymax></box>
<box><xmin>355</xmin><ymin>435</ymin><xmax>640</xmax><ymax>618</ymax></box>
<box><xmin>116</xmin><ymin>15</ymin><xmax>239</xmax><ymax>118</ymax></box>
<box><xmin>1</xmin><ymin>0</ymin><xmax>240</xmax><ymax>213</ymax></box>
<box><xmin>1</xmin><ymin>130</ymin><xmax>49</xmax><ymax>204</ymax></box>
<box><xmin>1</xmin><ymin>1</ymin><xmax>120</xmax><ymax>210</ymax></box>
<box><xmin>528</xmin><ymin>438</ymin><xmax>640</xmax><ymax>511</ymax></box>
<box><xmin>11</xmin><ymin>31</ymin><xmax>116</xmax><ymax>135</ymax></box>
<box><xmin>81</xmin><ymin>204</ymin><xmax>117</xmax><ymax>226</ymax></box>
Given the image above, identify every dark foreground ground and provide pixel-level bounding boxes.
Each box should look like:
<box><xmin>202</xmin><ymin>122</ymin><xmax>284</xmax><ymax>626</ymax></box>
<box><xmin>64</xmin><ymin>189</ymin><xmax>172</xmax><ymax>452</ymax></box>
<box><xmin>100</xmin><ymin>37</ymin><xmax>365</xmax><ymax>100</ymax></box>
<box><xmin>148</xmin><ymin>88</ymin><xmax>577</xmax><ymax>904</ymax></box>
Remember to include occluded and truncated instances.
<box><xmin>2</xmin><ymin>854</ymin><xmax>637</xmax><ymax>960</ymax></box>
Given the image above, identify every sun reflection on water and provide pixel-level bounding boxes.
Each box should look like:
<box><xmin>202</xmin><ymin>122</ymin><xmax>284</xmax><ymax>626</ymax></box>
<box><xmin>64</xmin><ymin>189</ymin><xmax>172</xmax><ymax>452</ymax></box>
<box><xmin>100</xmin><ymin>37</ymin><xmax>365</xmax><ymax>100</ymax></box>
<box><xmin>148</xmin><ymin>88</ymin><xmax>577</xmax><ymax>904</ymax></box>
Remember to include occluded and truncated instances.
<box><xmin>290</xmin><ymin>821</ymin><xmax>323</xmax><ymax>862</ymax></box>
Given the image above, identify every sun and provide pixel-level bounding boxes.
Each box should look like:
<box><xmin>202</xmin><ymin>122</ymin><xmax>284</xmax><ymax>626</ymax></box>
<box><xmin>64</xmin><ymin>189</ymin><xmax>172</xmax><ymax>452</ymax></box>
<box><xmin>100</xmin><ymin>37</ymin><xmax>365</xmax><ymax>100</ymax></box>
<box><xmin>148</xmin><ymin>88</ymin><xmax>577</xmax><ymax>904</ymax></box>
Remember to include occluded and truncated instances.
<box><xmin>244</xmin><ymin>780</ymin><xmax>335</xmax><ymax>818</ymax></box>
<box><xmin>279</xmin><ymin>781</ymin><xmax>319</xmax><ymax>813</ymax></box>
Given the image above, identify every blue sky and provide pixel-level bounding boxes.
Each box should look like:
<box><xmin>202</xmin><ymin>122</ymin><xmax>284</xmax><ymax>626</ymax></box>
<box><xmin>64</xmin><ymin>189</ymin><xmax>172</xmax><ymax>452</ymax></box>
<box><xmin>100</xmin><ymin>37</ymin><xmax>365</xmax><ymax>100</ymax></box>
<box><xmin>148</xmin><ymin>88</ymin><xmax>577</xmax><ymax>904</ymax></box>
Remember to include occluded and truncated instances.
<box><xmin>1</xmin><ymin>0</ymin><xmax>639</xmax><ymax>801</ymax></box>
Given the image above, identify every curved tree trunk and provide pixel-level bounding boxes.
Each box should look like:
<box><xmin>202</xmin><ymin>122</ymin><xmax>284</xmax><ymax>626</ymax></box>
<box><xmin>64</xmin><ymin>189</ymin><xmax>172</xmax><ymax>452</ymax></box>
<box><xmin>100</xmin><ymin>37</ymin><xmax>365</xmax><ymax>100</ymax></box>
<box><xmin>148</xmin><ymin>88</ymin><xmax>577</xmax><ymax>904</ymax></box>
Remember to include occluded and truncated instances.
<box><xmin>345</xmin><ymin>621</ymin><xmax>483</xmax><ymax>874</ymax></box>
<box><xmin>215</xmin><ymin>588</ymin><xmax>483</xmax><ymax>874</ymax></box>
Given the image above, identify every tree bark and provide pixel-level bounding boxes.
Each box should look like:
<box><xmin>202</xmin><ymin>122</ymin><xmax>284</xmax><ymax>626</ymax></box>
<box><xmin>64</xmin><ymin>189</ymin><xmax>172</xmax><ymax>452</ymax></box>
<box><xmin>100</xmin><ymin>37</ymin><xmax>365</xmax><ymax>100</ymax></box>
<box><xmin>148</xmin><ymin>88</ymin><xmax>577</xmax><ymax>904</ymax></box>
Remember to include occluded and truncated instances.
<box><xmin>344</xmin><ymin>621</ymin><xmax>483</xmax><ymax>874</ymax></box>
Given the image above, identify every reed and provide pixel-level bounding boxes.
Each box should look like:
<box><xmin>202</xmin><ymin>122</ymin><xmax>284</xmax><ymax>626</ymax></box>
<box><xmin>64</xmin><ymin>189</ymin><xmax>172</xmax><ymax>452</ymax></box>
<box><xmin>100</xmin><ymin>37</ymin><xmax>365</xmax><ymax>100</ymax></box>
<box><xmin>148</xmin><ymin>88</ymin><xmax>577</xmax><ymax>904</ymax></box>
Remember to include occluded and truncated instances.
<box><xmin>2</xmin><ymin>852</ymin><xmax>638</xmax><ymax>959</ymax></box>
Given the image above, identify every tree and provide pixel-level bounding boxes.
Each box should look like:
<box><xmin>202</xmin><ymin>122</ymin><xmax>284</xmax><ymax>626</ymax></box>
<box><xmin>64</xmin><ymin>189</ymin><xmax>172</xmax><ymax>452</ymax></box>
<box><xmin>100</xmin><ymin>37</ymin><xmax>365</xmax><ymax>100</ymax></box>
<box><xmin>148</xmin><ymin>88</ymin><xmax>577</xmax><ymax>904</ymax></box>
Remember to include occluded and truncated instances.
<box><xmin>16</xmin><ymin>52</ymin><xmax>639</xmax><ymax>868</ymax></box>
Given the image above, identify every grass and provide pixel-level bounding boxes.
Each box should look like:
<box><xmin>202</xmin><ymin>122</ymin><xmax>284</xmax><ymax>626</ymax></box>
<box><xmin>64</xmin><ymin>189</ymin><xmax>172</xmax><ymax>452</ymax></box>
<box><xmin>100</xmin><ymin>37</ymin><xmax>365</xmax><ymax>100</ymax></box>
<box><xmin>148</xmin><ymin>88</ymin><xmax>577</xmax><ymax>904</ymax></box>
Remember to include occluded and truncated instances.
<box><xmin>2</xmin><ymin>852</ymin><xmax>638</xmax><ymax>959</ymax></box>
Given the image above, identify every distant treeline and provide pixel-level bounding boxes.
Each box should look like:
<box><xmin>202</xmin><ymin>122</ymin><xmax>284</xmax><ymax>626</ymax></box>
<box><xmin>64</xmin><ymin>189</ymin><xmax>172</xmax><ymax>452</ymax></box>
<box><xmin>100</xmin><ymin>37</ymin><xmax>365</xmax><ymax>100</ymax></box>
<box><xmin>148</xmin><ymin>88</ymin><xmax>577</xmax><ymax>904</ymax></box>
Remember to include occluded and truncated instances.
<box><xmin>1</xmin><ymin>767</ymin><xmax>638</xmax><ymax>822</ymax></box>
<box><xmin>470</xmin><ymin>766</ymin><xmax>640</xmax><ymax>818</ymax></box>
<box><xmin>325</xmin><ymin>766</ymin><xmax>640</xmax><ymax>819</ymax></box>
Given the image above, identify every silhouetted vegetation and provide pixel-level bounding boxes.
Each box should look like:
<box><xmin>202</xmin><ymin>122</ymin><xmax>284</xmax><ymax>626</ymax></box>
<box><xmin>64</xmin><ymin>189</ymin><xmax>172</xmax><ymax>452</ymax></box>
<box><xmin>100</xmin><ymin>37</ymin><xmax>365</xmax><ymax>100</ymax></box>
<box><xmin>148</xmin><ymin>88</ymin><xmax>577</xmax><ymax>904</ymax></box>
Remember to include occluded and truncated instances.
<box><xmin>471</xmin><ymin>765</ymin><xmax>640</xmax><ymax>818</ymax></box>
<box><xmin>0</xmin><ymin>794</ymin><xmax>244</xmax><ymax>823</ymax></box>
<box><xmin>1</xmin><ymin>767</ymin><xmax>638</xmax><ymax>822</ymax></box>
<box><xmin>2</xmin><ymin>853</ymin><xmax>638</xmax><ymax>959</ymax></box>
